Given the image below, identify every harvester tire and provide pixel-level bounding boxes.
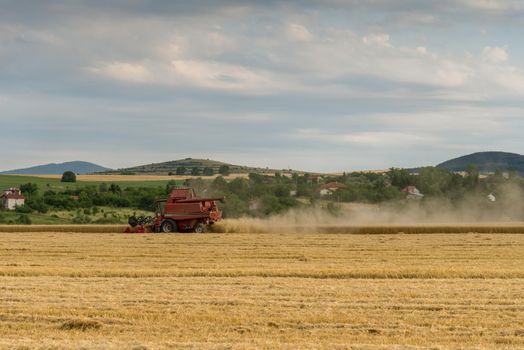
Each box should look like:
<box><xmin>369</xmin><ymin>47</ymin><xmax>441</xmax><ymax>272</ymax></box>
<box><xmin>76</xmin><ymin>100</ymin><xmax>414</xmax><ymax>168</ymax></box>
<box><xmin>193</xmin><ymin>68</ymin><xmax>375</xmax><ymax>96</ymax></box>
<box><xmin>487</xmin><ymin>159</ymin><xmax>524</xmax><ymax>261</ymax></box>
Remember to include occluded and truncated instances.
<box><xmin>128</xmin><ymin>216</ymin><xmax>138</xmax><ymax>227</ymax></box>
<box><xmin>194</xmin><ymin>223</ymin><xmax>205</xmax><ymax>233</ymax></box>
<box><xmin>161</xmin><ymin>220</ymin><xmax>177</xmax><ymax>233</ymax></box>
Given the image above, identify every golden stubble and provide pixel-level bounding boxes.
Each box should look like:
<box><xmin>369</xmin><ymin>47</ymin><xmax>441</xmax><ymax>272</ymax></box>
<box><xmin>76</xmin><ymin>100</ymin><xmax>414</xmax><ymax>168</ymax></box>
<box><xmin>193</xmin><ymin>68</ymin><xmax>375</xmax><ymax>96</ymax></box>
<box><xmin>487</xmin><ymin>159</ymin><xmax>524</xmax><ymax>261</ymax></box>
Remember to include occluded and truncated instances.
<box><xmin>0</xmin><ymin>231</ymin><xmax>523</xmax><ymax>349</ymax></box>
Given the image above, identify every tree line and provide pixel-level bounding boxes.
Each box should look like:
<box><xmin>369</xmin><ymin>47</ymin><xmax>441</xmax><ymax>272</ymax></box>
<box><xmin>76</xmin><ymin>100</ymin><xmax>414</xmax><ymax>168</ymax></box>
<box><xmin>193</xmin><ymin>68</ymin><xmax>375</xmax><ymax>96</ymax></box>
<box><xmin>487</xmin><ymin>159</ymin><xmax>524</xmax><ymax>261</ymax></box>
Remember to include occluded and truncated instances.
<box><xmin>3</xmin><ymin>166</ymin><xmax>523</xmax><ymax>223</ymax></box>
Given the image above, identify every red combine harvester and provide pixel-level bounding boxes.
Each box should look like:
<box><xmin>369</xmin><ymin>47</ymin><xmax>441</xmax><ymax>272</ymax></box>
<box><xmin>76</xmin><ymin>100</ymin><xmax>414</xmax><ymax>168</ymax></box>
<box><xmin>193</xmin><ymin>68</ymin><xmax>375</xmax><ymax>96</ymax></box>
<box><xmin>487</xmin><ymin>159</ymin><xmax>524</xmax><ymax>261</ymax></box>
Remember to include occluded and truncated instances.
<box><xmin>125</xmin><ymin>187</ymin><xmax>224</xmax><ymax>233</ymax></box>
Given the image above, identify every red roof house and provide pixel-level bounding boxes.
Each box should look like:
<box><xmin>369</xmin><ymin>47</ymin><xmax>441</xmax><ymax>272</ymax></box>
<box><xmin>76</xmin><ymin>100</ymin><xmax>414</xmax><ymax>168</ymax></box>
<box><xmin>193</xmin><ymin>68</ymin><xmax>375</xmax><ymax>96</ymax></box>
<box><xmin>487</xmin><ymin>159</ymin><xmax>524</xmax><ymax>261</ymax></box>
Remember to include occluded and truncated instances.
<box><xmin>319</xmin><ymin>182</ymin><xmax>347</xmax><ymax>196</ymax></box>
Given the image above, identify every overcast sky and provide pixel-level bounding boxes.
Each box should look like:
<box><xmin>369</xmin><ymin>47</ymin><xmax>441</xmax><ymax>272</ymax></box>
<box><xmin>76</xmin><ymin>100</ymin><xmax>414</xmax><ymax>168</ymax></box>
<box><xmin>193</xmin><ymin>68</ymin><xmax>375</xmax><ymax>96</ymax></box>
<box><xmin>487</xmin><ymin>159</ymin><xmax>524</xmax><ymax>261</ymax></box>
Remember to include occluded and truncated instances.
<box><xmin>1</xmin><ymin>0</ymin><xmax>523</xmax><ymax>172</ymax></box>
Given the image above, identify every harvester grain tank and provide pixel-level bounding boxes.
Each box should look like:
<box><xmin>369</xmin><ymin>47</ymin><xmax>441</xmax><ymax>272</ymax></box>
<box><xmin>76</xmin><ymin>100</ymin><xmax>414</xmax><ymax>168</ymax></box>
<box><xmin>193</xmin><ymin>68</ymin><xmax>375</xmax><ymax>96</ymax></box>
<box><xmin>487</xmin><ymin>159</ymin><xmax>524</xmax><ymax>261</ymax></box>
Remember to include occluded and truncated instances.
<box><xmin>125</xmin><ymin>187</ymin><xmax>224</xmax><ymax>233</ymax></box>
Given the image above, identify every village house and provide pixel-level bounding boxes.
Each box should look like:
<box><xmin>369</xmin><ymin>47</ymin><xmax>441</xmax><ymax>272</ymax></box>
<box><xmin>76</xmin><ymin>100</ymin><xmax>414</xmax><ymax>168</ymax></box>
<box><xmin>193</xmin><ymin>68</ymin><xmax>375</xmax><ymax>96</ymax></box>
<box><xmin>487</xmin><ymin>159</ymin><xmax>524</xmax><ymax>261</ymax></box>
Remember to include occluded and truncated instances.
<box><xmin>319</xmin><ymin>182</ymin><xmax>347</xmax><ymax>197</ymax></box>
<box><xmin>1</xmin><ymin>188</ymin><xmax>25</xmax><ymax>210</ymax></box>
<box><xmin>307</xmin><ymin>175</ymin><xmax>323</xmax><ymax>184</ymax></box>
<box><xmin>402</xmin><ymin>186</ymin><xmax>424</xmax><ymax>199</ymax></box>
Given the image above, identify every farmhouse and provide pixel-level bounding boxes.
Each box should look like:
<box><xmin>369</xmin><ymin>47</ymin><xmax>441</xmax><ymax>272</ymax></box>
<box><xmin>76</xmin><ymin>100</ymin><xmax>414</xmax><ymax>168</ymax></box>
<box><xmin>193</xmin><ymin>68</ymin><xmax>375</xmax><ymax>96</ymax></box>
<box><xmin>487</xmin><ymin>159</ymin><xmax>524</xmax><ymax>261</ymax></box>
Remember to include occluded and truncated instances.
<box><xmin>402</xmin><ymin>186</ymin><xmax>424</xmax><ymax>199</ymax></box>
<box><xmin>1</xmin><ymin>188</ymin><xmax>25</xmax><ymax>210</ymax></box>
<box><xmin>319</xmin><ymin>182</ymin><xmax>347</xmax><ymax>196</ymax></box>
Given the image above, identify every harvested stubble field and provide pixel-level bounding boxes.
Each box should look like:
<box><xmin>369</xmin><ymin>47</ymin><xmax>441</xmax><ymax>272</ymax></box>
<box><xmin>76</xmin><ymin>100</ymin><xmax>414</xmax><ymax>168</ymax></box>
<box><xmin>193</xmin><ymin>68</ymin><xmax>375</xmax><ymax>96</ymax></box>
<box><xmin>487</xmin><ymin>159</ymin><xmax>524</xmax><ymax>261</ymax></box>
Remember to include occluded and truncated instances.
<box><xmin>0</xmin><ymin>230</ymin><xmax>523</xmax><ymax>349</ymax></box>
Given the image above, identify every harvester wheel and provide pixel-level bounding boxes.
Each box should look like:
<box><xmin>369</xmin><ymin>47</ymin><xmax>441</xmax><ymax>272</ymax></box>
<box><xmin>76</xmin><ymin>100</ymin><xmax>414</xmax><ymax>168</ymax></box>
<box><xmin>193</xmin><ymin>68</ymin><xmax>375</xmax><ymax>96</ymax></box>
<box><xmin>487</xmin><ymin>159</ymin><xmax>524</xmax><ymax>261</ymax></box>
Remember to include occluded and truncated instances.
<box><xmin>128</xmin><ymin>216</ymin><xmax>138</xmax><ymax>228</ymax></box>
<box><xmin>161</xmin><ymin>220</ymin><xmax>177</xmax><ymax>233</ymax></box>
<box><xmin>194</xmin><ymin>223</ymin><xmax>205</xmax><ymax>233</ymax></box>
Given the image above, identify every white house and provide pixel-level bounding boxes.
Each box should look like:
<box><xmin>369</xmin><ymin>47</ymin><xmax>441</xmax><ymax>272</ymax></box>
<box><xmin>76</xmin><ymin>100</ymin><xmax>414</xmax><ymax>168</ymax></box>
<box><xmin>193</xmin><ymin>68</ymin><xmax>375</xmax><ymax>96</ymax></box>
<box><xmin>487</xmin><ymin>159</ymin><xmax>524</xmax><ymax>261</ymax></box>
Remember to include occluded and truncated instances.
<box><xmin>1</xmin><ymin>188</ymin><xmax>25</xmax><ymax>210</ymax></box>
<box><xmin>319</xmin><ymin>182</ymin><xmax>347</xmax><ymax>197</ymax></box>
<box><xmin>401</xmin><ymin>186</ymin><xmax>424</xmax><ymax>199</ymax></box>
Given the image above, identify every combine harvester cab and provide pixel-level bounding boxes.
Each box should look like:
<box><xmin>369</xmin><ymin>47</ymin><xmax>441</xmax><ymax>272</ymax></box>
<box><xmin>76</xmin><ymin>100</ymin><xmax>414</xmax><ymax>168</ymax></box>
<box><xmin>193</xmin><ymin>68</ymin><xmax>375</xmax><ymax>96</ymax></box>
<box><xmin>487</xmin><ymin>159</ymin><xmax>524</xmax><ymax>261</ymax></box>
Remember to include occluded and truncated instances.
<box><xmin>125</xmin><ymin>187</ymin><xmax>224</xmax><ymax>233</ymax></box>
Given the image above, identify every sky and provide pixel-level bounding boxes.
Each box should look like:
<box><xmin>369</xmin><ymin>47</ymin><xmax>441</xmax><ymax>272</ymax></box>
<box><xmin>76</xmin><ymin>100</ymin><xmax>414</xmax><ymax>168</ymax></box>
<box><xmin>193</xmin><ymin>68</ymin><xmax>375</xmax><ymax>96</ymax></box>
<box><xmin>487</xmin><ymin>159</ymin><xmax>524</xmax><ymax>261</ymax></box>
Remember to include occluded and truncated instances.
<box><xmin>1</xmin><ymin>0</ymin><xmax>523</xmax><ymax>172</ymax></box>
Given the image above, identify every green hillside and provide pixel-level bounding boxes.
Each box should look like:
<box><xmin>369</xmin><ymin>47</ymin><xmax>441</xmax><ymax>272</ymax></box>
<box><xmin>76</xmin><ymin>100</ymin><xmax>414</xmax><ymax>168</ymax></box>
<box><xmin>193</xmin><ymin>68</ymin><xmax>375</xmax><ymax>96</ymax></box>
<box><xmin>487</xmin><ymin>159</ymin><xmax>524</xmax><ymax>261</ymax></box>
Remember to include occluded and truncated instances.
<box><xmin>106</xmin><ymin>158</ymin><xmax>282</xmax><ymax>175</ymax></box>
<box><xmin>0</xmin><ymin>175</ymin><xmax>176</xmax><ymax>191</ymax></box>
<box><xmin>437</xmin><ymin>152</ymin><xmax>524</xmax><ymax>173</ymax></box>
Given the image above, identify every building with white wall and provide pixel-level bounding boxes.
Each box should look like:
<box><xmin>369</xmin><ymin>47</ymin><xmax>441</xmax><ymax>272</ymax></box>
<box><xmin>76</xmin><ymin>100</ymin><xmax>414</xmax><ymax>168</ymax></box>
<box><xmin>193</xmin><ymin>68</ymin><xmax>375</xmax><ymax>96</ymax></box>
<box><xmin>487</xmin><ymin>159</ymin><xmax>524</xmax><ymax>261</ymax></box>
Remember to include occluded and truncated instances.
<box><xmin>1</xmin><ymin>188</ymin><xmax>25</xmax><ymax>210</ymax></box>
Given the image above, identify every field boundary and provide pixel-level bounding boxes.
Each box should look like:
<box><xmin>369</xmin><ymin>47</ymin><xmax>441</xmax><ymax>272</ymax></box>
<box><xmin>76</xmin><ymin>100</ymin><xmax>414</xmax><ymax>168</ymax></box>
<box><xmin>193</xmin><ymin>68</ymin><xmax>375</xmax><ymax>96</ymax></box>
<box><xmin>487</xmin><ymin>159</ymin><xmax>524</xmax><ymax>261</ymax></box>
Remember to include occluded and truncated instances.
<box><xmin>0</xmin><ymin>225</ymin><xmax>126</xmax><ymax>233</ymax></box>
<box><xmin>1</xmin><ymin>224</ymin><xmax>524</xmax><ymax>233</ymax></box>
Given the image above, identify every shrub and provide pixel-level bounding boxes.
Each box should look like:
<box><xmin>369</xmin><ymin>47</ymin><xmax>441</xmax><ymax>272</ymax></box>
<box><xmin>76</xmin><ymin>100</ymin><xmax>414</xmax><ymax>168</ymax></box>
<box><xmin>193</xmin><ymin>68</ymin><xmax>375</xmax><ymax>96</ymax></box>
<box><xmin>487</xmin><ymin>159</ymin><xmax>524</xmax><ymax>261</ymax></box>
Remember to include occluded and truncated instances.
<box><xmin>25</xmin><ymin>197</ymin><xmax>49</xmax><ymax>213</ymax></box>
<box><xmin>72</xmin><ymin>214</ymin><xmax>91</xmax><ymax>224</ymax></box>
<box><xmin>15</xmin><ymin>205</ymin><xmax>33</xmax><ymax>214</ymax></box>
<box><xmin>16</xmin><ymin>214</ymin><xmax>32</xmax><ymax>225</ymax></box>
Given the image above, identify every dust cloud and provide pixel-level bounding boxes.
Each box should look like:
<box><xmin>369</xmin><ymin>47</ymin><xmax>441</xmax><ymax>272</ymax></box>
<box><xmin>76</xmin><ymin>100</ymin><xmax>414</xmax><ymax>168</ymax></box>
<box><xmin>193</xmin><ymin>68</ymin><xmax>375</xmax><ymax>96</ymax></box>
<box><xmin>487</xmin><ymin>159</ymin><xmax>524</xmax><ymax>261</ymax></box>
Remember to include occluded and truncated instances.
<box><xmin>213</xmin><ymin>183</ymin><xmax>524</xmax><ymax>233</ymax></box>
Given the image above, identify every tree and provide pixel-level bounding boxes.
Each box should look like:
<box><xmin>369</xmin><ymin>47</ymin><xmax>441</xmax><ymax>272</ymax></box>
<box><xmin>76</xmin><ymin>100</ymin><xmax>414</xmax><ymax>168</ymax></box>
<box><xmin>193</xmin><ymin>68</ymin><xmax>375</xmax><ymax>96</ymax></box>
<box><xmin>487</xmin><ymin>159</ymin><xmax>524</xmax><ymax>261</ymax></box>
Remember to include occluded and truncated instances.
<box><xmin>203</xmin><ymin>167</ymin><xmax>214</xmax><ymax>176</ymax></box>
<box><xmin>108</xmin><ymin>183</ymin><xmax>121</xmax><ymax>194</ymax></box>
<box><xmin>166</xmin><ymin>180</ymin><xmax>177</xmax><ymax>193</ymax></box>
<box><xmin>191</xmin><ymin>167</ymin><xmax>201</xmax><ymax>176</ymax></box>
<box><xmin>212</xmin><ymin>176</ymin><xmax>228</xmax><ymax>191</ymax></box>
<box><xmin>259</xmin><ymin>194</ymin><xmax>283</xmax><ymax>216</ymax></box>
<box><xmin>20</xmin><ymin>183</ymin><xmax>38</xmax><ymax>196</ymax></box>
<box><xmin>417</xmin><ymin>167</ymin><xmax>453</xmax><ymax>196</ymax></box>
<box><xmin>25</xmin><ymin>197</ymin><xmax>49</xmax><ymax>213</ymax></box>
<box><xmin>176</xmin><ymin>167</ymin><xmax>186</xmax><ymax>175</ymax></box>
<box><xmin>386</xmin><ymin>168</ymin><xmax>413</xmax><ymax>189</ymax></box>
<box><xmin>218</xmin><ymin>165</ymin><xmax>230</xmax><ymax>176</ymax></box>
<box><xmin>61</xmin><ymin>171</ymin><xmax>76</xmax><ymax>183</ymax></box>
<box><xmin>464</xmin><ymin>164</ymin><xmax>480</xmax><ymax>190</ymax></box>
<box><xmin>98</xmin><ymin>183</ymin><xmax>108</xmax><ymax>192</ymax></box>
<box><xmin>248</xmin><ymin>172</ymin><xmax>264</xmax><ymax>184</ymax></box>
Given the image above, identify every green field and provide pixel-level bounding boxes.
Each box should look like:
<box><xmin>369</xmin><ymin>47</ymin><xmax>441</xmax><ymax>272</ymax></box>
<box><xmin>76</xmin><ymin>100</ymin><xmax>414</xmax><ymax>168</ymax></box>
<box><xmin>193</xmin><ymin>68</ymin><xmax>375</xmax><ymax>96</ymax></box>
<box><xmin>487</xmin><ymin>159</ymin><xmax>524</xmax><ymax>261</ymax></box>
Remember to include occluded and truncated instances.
<box><xmin>0</xmin><ymin>174</ymin><xmax>176</xmax><ymax>190</ymax></box>
<box><xmin>0</xmin><ymin>211</ymin><xmax>70</xmax><ymax>224</ymax></box>
<box><xmin>0</xmin><ymin>207</ymin><xmax>153</xmax><ymax>225</ymax></box>
<box><xmin>0</xmin><ymin>174</ymin><xmax>167</xmax><ymax>225</ymax></box>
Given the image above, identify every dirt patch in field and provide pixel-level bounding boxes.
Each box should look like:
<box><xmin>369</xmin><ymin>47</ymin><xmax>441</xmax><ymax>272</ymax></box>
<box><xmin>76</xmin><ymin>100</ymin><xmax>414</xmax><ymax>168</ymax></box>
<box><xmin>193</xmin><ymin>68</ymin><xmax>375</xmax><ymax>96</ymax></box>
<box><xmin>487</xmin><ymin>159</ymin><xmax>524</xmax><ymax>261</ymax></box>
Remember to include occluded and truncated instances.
<box><xmin>59</xmin><ymin>319</ymin><xmax>102</xmax><ymax>331</ymax></box>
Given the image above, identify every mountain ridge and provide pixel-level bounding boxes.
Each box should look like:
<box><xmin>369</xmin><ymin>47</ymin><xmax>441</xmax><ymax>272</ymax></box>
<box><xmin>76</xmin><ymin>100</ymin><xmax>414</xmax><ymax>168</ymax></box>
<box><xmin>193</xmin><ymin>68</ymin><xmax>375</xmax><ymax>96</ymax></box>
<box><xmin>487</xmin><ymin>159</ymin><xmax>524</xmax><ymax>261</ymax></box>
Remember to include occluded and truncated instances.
<box><xmin>0</xmin><ymin>161</ymin><xmax>112</xmax><ymax>175</ymax></box>
<box><xmin>103</xmin><ymin>158</ymin><xmax>290</xmax><ymax>175</ymax></box>
<box><xmin>436</xmin><ymin>151</ymin><xmax>524</xmax><ymax>173</ymax></box>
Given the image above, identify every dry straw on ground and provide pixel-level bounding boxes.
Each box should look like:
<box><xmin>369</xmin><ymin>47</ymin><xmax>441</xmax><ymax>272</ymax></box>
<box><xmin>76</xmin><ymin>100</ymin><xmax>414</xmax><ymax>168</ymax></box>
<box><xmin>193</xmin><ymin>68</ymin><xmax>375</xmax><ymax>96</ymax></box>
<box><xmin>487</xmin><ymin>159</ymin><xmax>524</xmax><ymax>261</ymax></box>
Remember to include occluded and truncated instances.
<box><xmin>0</xmin><ymin>231</ymin><xmax>523</xmax><ymax>349</ymax></box>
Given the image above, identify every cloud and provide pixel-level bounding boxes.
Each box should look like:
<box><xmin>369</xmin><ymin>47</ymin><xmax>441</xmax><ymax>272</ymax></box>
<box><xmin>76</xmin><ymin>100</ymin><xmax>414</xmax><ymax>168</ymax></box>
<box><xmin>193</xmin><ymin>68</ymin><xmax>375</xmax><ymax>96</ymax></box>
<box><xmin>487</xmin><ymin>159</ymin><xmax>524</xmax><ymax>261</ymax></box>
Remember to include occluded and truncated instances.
<box><xmin>482</xmin><ymin>46</ymin><xmax>508</xmax><ymax>63</ymax></box>
<box><xmin>460</xmin><ymin>0</ymin><xmax>522</xmax><ymax>11</ymax></box>
<box><xmin>1</xmin><ymin>1</ymin><xmax>524</xmax><ymax>171</ymax></box>
<box><xmin>294</xmin><ymin>128</ymin><xmax>439</xmax><ymax>147</ymax></box>
<box><xmin>286</xmin><ymin>23</ymin><xmax>313</xmax><ymax>41</ymax></box>
<box><xmin>171</xmin><ymin>59</ymin><xmax>272</xmax><ymax>91</ymax></box>
<box><xmin>362</xmin><ymin>33</ymin><xmax>391</xmax><ymax>47</ymax></box>
<box><xmin>89</xmin><ymin>62</ymin><xmax>154</xmax><ymax>83</ymax></box>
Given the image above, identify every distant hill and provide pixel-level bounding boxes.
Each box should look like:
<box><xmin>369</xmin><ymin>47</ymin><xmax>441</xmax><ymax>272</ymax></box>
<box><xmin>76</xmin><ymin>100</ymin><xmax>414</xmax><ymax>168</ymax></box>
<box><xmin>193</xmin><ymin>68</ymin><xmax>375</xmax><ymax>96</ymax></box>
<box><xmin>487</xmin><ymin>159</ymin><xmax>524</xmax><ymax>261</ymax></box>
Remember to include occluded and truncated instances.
<box><xmin>105</xmin><ymin>158</ymin><xmax>287</xmax><ymax>175</ymax></box>
<box><xmin>0</xmin><ymin>161</ymin><xmax>112</xmax><ymax>175</ymax></box>
<box><xmin>436</xmin><ymin>152</ymin><xmax>524</xmax><ymax>173</ymax></box>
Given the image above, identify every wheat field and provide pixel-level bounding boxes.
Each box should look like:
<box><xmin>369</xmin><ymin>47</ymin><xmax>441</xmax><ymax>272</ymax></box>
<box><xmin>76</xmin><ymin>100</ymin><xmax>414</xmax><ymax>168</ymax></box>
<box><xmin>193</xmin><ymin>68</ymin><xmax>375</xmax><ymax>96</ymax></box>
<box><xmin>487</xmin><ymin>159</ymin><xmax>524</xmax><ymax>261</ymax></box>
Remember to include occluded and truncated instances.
<box><xmin>0</xmin><ymin>231</ymin><xmax>523</xmax><ymax>349</ymax></box>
